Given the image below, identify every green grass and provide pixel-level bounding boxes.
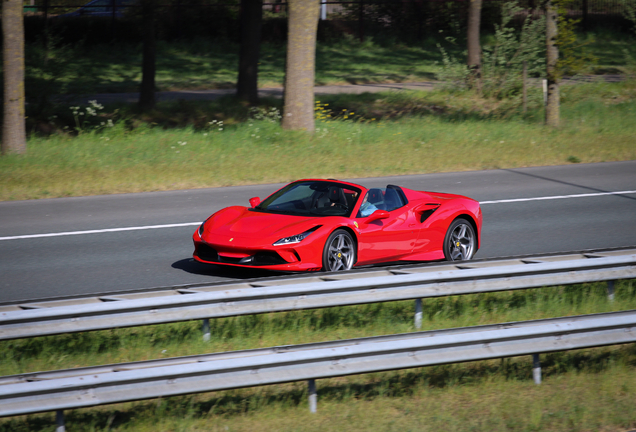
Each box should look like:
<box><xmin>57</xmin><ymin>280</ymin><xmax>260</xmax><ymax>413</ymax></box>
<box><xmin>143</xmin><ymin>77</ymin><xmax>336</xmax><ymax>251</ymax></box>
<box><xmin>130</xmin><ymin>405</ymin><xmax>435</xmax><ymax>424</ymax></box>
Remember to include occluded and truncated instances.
<box><xmin>4</xmin><ymin>79</ymin><xmax>636</xmax><ymax>201</ymax></box>
<box><xmin>27</xmin><ymin>37</ymin><xmax>441</xmax><ymax>97</ymax></box>
<box><xmin>1</xmin><ymin>280</ymin><xmax>635</xmax><ymax>431</ymax></box>
<box><xmin>5</xmin><ymin>28</ymin><xmax>636</xmax><ymax>430</ymax></box>
<box><xmin>26</xmin><ymin>29</ymin><xmax>636</xmax><ymax>97</ymax></box>
<box><xmin>3</xmin><ymin>364</ymin><xmax>636</xmax><ymax>431</ymax></box>
<box><xmin>582</xmin><ymin>29</ymin><xmax>636</xmax><ymax>74</ymax></box>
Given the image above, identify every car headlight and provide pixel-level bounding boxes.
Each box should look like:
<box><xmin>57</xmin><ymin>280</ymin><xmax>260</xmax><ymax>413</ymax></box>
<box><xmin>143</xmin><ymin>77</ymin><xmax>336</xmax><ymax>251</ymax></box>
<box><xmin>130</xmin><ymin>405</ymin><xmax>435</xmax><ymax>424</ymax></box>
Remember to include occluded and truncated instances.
<box><xmin>198</xmin><ymin>218</ymin><xmax>210</xmax><ymax>238</ymax></box>
<box><xmin>273</xmin><ymin>226</ymin><xmax>321</xmax><ymax>246</ymax></box>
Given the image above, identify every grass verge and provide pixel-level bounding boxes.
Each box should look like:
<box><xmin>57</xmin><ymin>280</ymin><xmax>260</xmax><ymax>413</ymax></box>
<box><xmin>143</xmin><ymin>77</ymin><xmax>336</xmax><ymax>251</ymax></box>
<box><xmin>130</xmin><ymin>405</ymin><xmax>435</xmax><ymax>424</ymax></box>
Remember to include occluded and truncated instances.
<box><xmin>4</xmin><ymin>79</ymin><xmax>636</xmax><ymax>201</ymax></box>
<box><xmin>1</xmin><ymin>280</ymin><xmax>635</xmax><ymax>431</ymax></box>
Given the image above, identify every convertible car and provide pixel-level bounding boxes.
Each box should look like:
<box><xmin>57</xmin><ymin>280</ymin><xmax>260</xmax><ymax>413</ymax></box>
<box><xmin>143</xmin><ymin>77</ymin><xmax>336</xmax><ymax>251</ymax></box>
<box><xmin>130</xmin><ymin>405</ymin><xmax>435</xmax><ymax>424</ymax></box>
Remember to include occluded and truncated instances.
<box><xmin>193</xmin><ymin>179</ymin><xmax>482</xmax><ymax>272</ymax></box>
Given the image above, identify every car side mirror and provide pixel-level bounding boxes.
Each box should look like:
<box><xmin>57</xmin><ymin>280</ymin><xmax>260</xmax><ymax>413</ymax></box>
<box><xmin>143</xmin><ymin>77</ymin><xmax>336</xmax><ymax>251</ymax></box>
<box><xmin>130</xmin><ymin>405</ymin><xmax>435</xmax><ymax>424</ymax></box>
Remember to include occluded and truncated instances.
<box><xmin>249</xmin><ymin>197</ymin><xmax>261</xmax><ymax>208</ymax></box>
<box><xmin>366</xmin><ymin>209</ymin><xmax>390</xmax><ymax>222</ymax></box>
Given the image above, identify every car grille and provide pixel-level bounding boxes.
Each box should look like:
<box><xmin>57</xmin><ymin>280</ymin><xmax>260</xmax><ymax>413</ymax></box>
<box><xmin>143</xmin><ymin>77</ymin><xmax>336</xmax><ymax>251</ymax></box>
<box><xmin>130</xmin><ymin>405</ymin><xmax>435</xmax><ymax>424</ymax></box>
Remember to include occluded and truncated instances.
<box><xmin>253</xmin><ymin>251</ymin><xmax>288</xmax><ymax>265</ymax></box>
<box><xmin>196</xmin><ymin>244</ymin><xmax>219</xmax><ymax>262</ymax></box>
<box><xmin>196</xmin><ymin>244</ymin><xmax>289</xmax><ymax>266</ymax></box>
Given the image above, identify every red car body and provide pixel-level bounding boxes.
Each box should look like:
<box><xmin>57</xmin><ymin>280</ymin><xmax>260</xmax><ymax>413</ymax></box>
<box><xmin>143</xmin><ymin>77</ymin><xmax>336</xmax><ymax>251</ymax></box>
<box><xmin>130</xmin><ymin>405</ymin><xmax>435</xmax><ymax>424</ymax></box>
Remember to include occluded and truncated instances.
<box><xmin>193</xmin><ymin>179</ymin><xmax>482</xmax><ymax>272</ymax></box>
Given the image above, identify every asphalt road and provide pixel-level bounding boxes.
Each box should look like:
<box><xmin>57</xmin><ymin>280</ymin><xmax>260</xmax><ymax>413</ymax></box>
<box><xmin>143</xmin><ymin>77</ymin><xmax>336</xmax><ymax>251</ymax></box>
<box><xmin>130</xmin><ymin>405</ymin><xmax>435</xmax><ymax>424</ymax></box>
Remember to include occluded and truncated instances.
<box><xmin>1</xmin><ymin>161</ymin><xmax>635</xmax><ymax>303</ymax></box>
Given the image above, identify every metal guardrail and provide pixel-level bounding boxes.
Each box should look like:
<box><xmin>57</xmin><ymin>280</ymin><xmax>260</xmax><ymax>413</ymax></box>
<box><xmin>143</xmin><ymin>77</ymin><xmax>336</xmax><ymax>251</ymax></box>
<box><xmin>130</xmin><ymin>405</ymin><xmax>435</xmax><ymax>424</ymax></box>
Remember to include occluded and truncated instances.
<box><xmin>1</xmin><ymin>248</ymin><xmax>635</xmax><ymax>341</ymax></box>
<box><xmin>1</xmin><ymin>309</ymin><xmax>636</xmax><ymax>417</ymax></box>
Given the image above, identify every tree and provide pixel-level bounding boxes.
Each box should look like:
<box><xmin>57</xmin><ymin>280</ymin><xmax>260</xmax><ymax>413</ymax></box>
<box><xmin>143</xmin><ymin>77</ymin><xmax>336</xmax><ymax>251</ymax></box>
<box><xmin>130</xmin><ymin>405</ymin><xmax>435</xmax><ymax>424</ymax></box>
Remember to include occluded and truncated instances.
<box><xmin>466</xmin><ymin>0</ymin><xmax>483</xmax><ymax>92</ymax></box>
<box><xmin>625</xmin><ymin>0</ymin><xmax>636</xmax><ymax>35</ymax></box>
<box><xmin>282</xmin><ymin>0</ymin><xmax>320</xmax><ymax>132</ymax></box>
<box><xmin>139</xmin><ymin>0</ymin><xmax>157</xmax><ymax>112</ymax></box>
<box><xmin>2</xmin><ymin>0</ymin><xmax>27</xmax><ymax>155</ymax></box>
<box><xmin>237</xmin><ymin>0</ymin><xmax>263</xmax><ymax>104</ymax></box>
<box><xmin>545</xmin><ymin>0</ymin><xmax>560</xmax><ymax>127</ymax></box>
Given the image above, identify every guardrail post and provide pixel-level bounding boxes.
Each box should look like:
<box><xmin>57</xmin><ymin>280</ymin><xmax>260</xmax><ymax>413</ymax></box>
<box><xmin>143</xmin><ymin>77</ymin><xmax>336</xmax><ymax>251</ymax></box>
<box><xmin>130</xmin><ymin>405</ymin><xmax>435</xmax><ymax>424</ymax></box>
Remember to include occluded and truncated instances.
<box><xmin>308</xmin><ymin>379</ymin><xmax>317</xmax><ymax>413</ymax></box>
<box><xmin>532</xmin><ymin>354</ymin><xmax>541</xmax><ymax>385</ymax></box>
<box><xmin>56</xmin><ymin>410</ymin><xmax>65</xmax><ymax>432</ymax></box>
<box><xmin>202</xmin><ymin>318</ymin><xmax>211</xmax><ymax>342</ymax></box>
<box><xmin>414</xmin><ymin>299</ymin><xmax>423</xmax><ymax>330</ymax></box>
<box><xmin>607</xmin><ymin>280</ymin><xmax>615</xmax><ymax>302</ymax></box>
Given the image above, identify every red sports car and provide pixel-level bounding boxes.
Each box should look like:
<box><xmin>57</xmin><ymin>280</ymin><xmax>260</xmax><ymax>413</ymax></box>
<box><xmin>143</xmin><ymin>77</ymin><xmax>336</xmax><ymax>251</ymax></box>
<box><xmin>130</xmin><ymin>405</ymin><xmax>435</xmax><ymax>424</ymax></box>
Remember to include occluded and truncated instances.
<box><xmin>193</xmin><ymin>179</ymin><xmax>482</xmax><ymax>272</ymax></box>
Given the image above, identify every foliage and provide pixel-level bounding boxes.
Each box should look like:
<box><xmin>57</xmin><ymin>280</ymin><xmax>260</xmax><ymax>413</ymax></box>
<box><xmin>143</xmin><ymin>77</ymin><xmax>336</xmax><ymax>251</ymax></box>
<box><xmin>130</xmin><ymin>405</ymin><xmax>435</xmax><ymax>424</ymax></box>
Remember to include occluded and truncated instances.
<box><xmin>20</xmin><ymin>31</ymin><xmax>629</xmax><ymax>101</ymax></box>
<box><xmin>622</xmin><ymin>0</ymin><xmax>636</xmax><ymax>76</ymax></box>
<box><xmin>24</xmin><ymin>30</ymin><xmax>79</xmax><ymax>112</ymax></box>
<box><xmin>335</xmin><ymin>0</ymin><xmax>503</xmax><ymax>42</ymax></box>
<box><xmin>553</xmin><ymin>0</ymin><xmax>598</xmax><ymax>78</ymax></box>
<box><xmin>437</xmin><ymin>0</ymin><xmax>602</xmax><ymax>98</ymax></box>
<box><xmin>624</xmin><ymin>0</ymin><xmax>636</xmax><ymax>34</ymax></box>
<box><xmin>314</xmin><ymin>101</ymin><xmax>359</xmax><ymax>123</ymax></box>
<box><xmin>481</xmin><ymin>3</ymin><xmax>546</xmax><ymax>98</ymax></box>
<box><xmin>437</xmin><ymin>2</ymin><xmax>545</xmax><ymax>100</ymax></box>
<box><xmin>24</xmin><ymin>0</ymin><xmax>241</xmax><ymax>44</ymax></box>
<box><xmin>68</xmin><ymin>101</ymin><xmax>116</xmax><ymax>133</ymax></box>
<box><xmin>337</xmin><ymin>0</ymin><xmax>467</xmax><ymax>41</ymax></box>
<box><xmin>249</xmin><ymin>106</ymin><xmax>282</xmax><ymax>123</ymax></box>
<box><xmin>436</xmin><ymin>36</ymin><xmax>471</xmax><ymax>87</ymax></box>
<box><xmin>21</xmin><ymin>38</ymin><xmax>442</xmax><ymax>97</ymax></box>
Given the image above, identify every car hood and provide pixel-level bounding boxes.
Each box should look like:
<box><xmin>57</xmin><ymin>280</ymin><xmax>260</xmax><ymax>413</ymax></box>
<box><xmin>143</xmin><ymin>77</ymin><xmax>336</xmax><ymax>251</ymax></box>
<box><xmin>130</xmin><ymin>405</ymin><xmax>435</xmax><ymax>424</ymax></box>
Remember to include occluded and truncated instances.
<box><xmin>203</xmin><ymin>206</ymin><xmax>323</xmax><ymax>240</ymax></box>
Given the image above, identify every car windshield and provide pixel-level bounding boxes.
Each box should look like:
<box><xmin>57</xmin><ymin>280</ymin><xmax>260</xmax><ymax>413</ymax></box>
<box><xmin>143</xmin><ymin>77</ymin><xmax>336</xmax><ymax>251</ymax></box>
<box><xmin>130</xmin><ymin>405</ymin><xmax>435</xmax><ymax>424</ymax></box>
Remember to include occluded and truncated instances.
<box><xmin>254</xmin><ymin>181</ymin><xmax>362</xmax><ymax>217</ymax></box>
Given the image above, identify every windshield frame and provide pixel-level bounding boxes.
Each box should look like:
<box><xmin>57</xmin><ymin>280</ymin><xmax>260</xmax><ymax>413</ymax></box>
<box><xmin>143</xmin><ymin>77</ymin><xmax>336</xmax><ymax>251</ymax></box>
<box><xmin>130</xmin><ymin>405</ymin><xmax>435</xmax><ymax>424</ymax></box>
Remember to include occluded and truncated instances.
<box><xmin>251</xmin><ymin>180</ymin><xmax>363</xmax><ymax>218</ymax></box>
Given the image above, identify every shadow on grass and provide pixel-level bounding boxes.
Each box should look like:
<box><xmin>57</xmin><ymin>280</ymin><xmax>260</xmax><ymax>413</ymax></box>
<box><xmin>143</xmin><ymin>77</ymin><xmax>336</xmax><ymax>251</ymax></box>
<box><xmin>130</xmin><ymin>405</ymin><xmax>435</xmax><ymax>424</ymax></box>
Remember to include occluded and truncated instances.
<box><xmin>316</xmin><ymin>91</ymin><xmax>537</xmax><ymax>124</ymax></box>
<box><xmin>28</xmin><ymin>80</ymin><xmax>550</xmax><ymax>135</ymax></box>
<box><xmin>30</xmin><ymin>76</ymin><xmax>636</xmax><ymax>135</ymax></box>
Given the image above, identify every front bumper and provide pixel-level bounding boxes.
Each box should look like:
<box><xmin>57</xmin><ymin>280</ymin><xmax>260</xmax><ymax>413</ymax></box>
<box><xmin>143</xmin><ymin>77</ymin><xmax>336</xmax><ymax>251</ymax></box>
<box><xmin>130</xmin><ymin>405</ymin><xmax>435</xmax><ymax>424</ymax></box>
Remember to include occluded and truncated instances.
<box><xmin>192</xmin><ymin>232</ymin><xmax>325</xmax><ymax>272</ymax></box>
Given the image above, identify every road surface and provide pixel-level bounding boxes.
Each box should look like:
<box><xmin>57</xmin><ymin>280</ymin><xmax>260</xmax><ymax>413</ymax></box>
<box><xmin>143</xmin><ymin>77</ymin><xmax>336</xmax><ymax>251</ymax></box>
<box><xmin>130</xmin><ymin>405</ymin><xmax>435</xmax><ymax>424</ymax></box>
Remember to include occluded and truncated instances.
<box><xmin>1</xmin><ymin>161</ymin><xmax>635</xmax><ymax>303</ymax></box>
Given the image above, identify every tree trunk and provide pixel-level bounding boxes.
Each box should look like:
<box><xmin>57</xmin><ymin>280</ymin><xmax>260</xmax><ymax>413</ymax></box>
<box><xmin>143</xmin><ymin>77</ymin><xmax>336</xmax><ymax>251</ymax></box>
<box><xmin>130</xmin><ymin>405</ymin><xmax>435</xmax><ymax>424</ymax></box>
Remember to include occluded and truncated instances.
<box><xmin>2</xmin><ymin>0</ymin><xmax>27</xmax><ymax>155</ymax></box>
<box><xmin>545</xmin><ymin>0</ymin><xmax>560</xmax><ymax>127</ymax></box>
<box><xmin>466</xmin><ymin>0</ymin><xmax>482</xmax><ymax>93</ymax></box>
<box><xmin>237</xmin><ymin>0</ymin><xmax>263</xmax><ymax>104</ymax></box>
<box><xmin>139</xmin><ymin>0</ymin><xmax>157</xmax><ymax>112</ymax></box>
<box><xmin>282</xmin><ymin>0</ymin><xmax>320</xmax><ymax>132</ymax></box>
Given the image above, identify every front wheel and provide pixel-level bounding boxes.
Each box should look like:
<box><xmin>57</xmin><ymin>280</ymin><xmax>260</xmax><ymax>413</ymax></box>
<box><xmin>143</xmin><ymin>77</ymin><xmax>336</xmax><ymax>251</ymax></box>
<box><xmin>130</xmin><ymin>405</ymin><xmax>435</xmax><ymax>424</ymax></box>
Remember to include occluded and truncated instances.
<box><xmin>443</xmin><ymin>218</ymin><xmax>476</xmax><ymax>261</ymax></box>
<box><xmin>322</xmin><ymin>229</ymin><xmax>356</xmax><ymax>271</ymax></box>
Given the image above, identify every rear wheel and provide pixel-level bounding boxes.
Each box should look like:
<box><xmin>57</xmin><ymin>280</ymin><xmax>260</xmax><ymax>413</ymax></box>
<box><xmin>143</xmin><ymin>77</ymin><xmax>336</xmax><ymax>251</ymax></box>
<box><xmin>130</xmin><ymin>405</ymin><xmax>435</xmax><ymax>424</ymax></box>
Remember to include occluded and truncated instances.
<box><xmin>443</xmin><ymin>218</ymin><xmax>476</xmax><ymax>261</ymax></box>
<box><xmin>322</xmin><ymin>229</ymin><xmax>355</xmax><ymax>271</ymax></box>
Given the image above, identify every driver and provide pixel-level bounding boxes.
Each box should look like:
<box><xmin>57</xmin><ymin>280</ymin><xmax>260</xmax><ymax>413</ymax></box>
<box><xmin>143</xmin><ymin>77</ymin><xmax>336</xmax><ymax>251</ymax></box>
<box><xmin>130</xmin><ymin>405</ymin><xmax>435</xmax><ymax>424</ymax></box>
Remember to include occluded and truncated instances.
<box><xmin>358</xmin><ymin>192</ymin><xmax>378</xmax><ymax>217</ymax></box>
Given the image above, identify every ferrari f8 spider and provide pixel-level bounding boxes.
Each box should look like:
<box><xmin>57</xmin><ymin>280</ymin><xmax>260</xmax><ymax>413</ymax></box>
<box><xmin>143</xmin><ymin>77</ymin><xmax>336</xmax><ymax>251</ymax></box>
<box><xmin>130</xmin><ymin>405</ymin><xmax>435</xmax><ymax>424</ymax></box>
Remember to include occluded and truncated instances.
<box><xmin>193</xmin><ymin>179</ymin><xmax>482</xmax><ymax>272</ymax></box>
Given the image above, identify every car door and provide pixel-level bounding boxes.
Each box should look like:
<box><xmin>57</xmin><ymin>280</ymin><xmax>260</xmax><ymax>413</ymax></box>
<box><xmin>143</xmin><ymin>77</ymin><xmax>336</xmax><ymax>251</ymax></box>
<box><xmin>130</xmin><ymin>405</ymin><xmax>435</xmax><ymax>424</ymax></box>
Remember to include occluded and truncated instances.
<box><xmin>355</xmin><ymin>188</ymin><xmax>419</xmax><ymax>264</ymax></box>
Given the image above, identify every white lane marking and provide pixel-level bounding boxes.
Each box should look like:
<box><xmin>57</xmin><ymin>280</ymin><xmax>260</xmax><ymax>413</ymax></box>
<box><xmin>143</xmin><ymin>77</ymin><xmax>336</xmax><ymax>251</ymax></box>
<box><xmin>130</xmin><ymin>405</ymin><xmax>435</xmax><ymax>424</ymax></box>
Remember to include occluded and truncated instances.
<box><xmin>2</xmin><ymin>190</ymin><xmax>635</xmax><ymax>241</ymax></box>
<box><xmin>0</xmin><ymin>222</ymin><xmax>202</xmax><ymax>241</ymax></box>
<box><xmin>480</xmin><ymin>190</ymin><xmax>636</xmax><ymax>204</ymax></box>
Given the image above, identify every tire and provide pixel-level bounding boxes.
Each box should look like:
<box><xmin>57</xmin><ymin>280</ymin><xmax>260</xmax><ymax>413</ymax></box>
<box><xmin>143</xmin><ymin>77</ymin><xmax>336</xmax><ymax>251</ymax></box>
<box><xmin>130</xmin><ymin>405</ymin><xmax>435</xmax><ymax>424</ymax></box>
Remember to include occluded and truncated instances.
<box><xmin>322</xmin><ymin>229</ymin><xmax>356</xmax><ymax>271</ymax></box>
<box><xmin>443</xmin><ymin>218</ymin><xmax>476</xmax><ymax>261</ymax></box>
